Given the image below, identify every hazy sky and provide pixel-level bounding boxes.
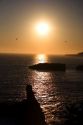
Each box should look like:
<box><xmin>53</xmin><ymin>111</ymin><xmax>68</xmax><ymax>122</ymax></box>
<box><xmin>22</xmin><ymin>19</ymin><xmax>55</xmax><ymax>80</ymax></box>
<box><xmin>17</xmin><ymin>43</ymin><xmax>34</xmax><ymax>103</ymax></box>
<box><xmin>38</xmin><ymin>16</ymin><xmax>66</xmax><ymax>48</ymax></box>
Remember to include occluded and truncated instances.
<box><xmin>0</xmin><ymin>0</ymin><xmax>83</xmax><ymax>55</ymax></box>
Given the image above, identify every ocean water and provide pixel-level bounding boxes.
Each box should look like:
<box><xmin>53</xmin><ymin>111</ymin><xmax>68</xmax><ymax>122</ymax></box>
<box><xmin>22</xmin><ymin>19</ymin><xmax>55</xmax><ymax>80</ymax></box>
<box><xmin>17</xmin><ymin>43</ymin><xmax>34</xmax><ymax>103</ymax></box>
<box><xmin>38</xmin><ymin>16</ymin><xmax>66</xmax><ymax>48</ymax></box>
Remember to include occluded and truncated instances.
<box><xmin>0</xmin><ymin>54</ymin><xmax>83</xmax><ymax>124</ymax></box>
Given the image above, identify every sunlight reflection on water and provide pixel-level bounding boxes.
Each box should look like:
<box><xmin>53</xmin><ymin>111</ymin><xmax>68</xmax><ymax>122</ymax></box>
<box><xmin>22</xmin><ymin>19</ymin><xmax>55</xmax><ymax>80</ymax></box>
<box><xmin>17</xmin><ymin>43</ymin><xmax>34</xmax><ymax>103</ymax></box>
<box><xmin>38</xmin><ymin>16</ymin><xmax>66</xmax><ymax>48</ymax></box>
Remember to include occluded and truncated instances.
<box><xmin>28</xmin><ymin>70</ymin><xmax>62</xmax><ymax>124</ymax></box>
<box><xmin>35</xmin><ymin>54</ymin><xmax>48</xmax><ymax>63</ymax></box>
<box><xmin>0</xmin><ymin>54</ymin><xmax>83</xmax><ymax>125</ymax></box>
<box><xmin>27</xmin><ymin>55</ymin><xmax>65</xmax><ymax>124</ymax></box>
<box><xmin>25</xmin><ymin>55</ymin><xmax>83</xmax><ymax>124</ymax></box>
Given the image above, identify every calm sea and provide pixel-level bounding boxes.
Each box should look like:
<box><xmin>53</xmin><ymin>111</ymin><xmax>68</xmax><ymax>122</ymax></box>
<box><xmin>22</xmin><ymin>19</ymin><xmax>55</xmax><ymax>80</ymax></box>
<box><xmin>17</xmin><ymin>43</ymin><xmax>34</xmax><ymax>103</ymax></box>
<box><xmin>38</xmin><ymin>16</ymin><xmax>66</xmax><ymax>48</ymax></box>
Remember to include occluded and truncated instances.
<box><xmin>0</xmin><ymin>54</ymin><xmax>83</xmax><ymax>124</ymax></box>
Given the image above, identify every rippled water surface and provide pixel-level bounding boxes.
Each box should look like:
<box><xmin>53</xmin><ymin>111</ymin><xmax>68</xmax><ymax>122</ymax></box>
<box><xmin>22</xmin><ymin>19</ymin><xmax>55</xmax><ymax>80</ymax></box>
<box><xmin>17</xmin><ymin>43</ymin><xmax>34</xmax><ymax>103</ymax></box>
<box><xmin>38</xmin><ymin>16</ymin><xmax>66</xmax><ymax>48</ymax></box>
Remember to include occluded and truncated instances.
<box><xmin>0</xmin><ymin>54</ymin><xmax>83</xmax><ymax>124</ymax></box>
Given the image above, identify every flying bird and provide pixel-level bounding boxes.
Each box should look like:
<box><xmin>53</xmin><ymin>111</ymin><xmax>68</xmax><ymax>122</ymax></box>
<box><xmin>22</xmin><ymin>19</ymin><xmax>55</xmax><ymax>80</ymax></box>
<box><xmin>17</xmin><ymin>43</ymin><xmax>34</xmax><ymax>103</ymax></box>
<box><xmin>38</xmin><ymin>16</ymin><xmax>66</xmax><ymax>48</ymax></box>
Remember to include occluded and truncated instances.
<box><xmin>16</xmin><ymin>38</ymin><xmax>18</xmax><ymax>40</ymax></box>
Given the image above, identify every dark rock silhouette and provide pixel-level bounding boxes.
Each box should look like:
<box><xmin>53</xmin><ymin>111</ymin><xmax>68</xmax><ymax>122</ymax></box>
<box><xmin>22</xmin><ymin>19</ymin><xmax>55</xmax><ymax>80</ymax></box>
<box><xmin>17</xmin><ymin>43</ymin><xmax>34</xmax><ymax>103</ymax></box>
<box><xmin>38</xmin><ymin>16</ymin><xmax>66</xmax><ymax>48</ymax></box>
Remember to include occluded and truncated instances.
<box><xmin>29</xmin><ymin>63</ymin><xmax>66</xmax><ymax>71</ymax></box>
<box><xmin>0</xmin><ymin>85</ymin><xmax>46</xmax><ymax>125</ymax></box>
<box><xmin>0</xmin><ymin>85</ymin><xmax>83</xmax><ymax>125</ymax></box>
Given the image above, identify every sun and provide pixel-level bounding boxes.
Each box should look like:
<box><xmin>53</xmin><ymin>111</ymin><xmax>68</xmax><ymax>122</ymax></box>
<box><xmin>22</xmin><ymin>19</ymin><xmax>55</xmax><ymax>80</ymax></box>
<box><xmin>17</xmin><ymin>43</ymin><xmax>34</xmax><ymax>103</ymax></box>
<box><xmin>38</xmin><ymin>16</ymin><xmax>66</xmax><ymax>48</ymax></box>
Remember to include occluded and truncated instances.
<box><xmin>35</xmin><ymin>22</ymin><xmax>49</xmax><ymax>36</ymax></box>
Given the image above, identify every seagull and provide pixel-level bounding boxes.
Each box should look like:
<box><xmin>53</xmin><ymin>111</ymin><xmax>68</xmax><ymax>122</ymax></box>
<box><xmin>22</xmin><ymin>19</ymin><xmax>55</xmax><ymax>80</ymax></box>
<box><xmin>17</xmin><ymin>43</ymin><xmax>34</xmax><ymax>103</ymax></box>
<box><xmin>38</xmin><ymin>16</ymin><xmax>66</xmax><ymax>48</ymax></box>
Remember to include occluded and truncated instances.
<box><xmin>16</xmin><ymin>38</ymin><xmax>18</xmax><ymax>40</ymax></box>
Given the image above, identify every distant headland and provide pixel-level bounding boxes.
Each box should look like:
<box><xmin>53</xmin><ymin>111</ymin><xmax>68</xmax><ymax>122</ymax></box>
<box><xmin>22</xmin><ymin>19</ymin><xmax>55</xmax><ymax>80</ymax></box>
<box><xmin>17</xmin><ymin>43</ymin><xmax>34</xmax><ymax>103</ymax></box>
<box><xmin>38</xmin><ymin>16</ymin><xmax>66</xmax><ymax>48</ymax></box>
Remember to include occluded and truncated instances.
<box><xmin>66</xmin><ymin>52</ymin><xmax>83</xmax><ymax>56</ymax></box>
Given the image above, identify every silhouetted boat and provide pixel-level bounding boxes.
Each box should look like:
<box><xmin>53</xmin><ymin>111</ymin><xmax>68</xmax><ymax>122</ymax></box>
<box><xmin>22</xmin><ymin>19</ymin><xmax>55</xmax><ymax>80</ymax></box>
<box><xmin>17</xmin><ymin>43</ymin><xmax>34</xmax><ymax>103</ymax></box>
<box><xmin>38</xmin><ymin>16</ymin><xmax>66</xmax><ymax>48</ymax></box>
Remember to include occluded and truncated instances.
<box><xmin>29</xmin><ymin>63</ymin><xmax>66</xmax><ymax>71</ymax></box>
<box><xmin>76</xmin><ymin>65</ymin><xmax>83</xmax><ymax>71</ymax></box>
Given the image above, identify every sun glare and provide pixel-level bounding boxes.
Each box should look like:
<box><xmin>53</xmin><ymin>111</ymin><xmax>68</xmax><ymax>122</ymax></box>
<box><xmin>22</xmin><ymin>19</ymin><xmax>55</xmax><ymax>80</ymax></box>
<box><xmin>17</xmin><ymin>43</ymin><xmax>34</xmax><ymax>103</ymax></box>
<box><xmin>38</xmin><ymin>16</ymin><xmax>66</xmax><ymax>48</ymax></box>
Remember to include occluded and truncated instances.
<box><xmin>35</xmin><ymin>22</ymin><xmax>49</xmax><ymax>36</ymax></box>
<box><xmin>35</xmin><ymin>54</ymin><xmax>47</xmax><ymax>63</ymax></box>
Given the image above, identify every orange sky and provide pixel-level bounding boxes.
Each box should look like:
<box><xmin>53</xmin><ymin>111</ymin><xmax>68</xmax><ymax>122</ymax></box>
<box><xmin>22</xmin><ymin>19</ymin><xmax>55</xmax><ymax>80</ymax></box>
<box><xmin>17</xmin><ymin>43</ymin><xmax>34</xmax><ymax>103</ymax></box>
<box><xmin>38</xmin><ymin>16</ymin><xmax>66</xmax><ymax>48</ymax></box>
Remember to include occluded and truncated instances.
<box><xmin>0</xmin><ymin>0</ymin><xmax>83</xmax><ymax>55</ymax></box>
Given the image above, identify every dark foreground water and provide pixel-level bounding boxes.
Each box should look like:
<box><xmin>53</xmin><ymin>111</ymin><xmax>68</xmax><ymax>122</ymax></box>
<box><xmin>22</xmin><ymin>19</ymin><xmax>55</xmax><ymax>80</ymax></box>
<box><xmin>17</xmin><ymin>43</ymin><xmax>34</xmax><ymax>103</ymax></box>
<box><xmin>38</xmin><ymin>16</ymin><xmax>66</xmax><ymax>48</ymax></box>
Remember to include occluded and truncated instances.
<box><xmin>0</xmin><ymin>54</ymin><xmax>83</xmax><ymax>124</ymax></box>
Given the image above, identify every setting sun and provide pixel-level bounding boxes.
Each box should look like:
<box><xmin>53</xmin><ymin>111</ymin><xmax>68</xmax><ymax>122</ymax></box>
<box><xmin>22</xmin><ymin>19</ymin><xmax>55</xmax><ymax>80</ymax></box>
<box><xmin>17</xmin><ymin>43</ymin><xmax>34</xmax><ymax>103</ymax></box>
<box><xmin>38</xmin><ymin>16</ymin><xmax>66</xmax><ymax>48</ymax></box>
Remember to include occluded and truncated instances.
<box><xmin>35</xmin><ymin>22</ymin><xmax>49</xmax><ymax>36</ymax></box>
